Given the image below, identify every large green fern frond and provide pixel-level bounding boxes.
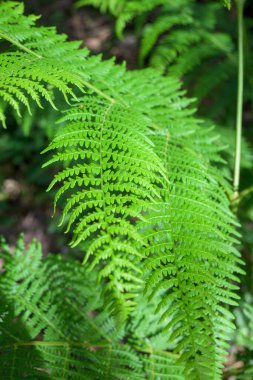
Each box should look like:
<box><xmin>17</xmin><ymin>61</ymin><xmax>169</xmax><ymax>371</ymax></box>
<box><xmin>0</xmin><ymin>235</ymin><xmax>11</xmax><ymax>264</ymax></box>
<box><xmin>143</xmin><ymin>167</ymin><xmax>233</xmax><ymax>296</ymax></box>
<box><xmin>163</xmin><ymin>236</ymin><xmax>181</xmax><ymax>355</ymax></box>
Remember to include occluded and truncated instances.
<box><xmin>44</xmin><ymin>63</ymin><xmax>243</xmax><ymax>376</ymax></box>
<box><xmin>42</xmin><ymin>92</ymin><xmax>165</xmax><ymax>318</ymax></box>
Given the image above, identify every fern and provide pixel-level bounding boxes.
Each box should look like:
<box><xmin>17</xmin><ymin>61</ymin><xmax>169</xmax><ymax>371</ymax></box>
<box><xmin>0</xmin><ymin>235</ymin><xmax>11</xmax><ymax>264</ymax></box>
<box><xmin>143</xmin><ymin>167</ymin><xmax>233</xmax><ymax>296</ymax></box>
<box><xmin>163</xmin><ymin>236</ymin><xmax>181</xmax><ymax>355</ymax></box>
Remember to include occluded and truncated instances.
<box><xmin>77</xmin><ymin>0</ymin><xmax>231</xmax><ymax>37</ymax></box>
<box><xmin>0</xmin><ymin>235</ymin><xmax>185</xmax><ymax>380</ymax></box>
<box><xmin>0</xmin><ymin>2</ymin><xmax>244</xmax><ymax>378</ymax></box>
<box><xmin>44</xmin><ymin>69</ymin><xmax>243</xmax><ymax>376</ymax></box>
<box><xmin>0</xmin><ymin>1</ymin><xmax>92</xmax><ymax>128</ymax></box>
<box><xmin>42</xmin><ymin>93</ymin><xmax>165</xmax><ymax>317</ymax></box>
<box><xmin>141</xmin><ymin>132</ymin><xmax>243</xmax><ymax>377</ymax></box>
<box><xmin>77</xmin><ymin>0</ymin><xmax>238</xmax><ymax>123</ymax></box>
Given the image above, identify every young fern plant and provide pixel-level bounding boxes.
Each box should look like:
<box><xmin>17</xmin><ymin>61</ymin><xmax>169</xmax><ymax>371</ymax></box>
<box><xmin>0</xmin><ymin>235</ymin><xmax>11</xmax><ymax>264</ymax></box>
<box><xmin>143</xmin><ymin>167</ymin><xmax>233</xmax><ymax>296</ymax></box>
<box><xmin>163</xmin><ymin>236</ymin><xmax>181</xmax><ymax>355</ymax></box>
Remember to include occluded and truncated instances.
<box><xmin>0</xmin><ymin>1</ymin><xmax>244</xmax><ymax>378</ymax></box>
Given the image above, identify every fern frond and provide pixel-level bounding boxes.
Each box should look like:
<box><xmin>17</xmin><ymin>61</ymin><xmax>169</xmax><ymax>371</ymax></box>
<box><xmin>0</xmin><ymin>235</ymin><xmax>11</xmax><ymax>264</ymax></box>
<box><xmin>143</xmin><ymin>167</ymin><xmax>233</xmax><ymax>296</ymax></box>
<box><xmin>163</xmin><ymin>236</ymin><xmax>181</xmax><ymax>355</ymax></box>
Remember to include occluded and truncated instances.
<box><xmin>0</xmin><ymin>236</ymin><xmax>147</xmax><ymax>380</ymax></box>
<box><xmin>0</xmin><ymin>2</ymin><xmax>92</xmax><ymax>127</ymax></box>
<box><xmin>139</xmin><ymin>11</ymin><xmax>192</xmax><ymax>67</ymax></box>
<box><xmin>134</xmin><ymin>77</ymin><xmax>243</xmax><ymax>376</ymax></box>
<box><xmin>40</xmin><ymin>50</ymin><xmax>243</xmax><ymax>375</ymax></box>
<box><xmin>101</xmin><ymin>67</ymin><xmax>244</xmax><ymax>377</ymax></box>
<box><xmin>78</xmin><ymin>0</ymin><xmax>237</xmax><ymax>123</ymax></box>
<box><xmin>140</xmin><ymin>2</ymin><xmax>234</xmax><ymax>74</ymax></box>
<box><xmin>0</xmin><ymin>236</ymin><xmax>187</xmax><ymax>379</ymax></box>
<box><xmin>42</xmin><ymin>61</ymin><xmax>243</xmax><ymax>376</ymax></box>
<box><xmin>43</xmin><ymin>93</ymin><xmax>165</xmax><ymax>317</ymax></box>
<box><xmin>139</xmin><ymin>131</ymin><xmax>243</xmax><ymax>378</ymax></box>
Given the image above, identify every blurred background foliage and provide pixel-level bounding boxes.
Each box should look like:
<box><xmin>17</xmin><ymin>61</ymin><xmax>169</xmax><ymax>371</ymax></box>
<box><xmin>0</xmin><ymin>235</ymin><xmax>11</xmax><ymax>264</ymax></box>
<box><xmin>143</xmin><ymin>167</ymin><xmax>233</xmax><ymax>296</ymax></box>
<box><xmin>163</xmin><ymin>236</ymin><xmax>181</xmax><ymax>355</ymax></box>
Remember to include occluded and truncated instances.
<box><xmin>0</xmin><ymin>0</ymin><xmax>253</xmax><ymax>378</ymax></box>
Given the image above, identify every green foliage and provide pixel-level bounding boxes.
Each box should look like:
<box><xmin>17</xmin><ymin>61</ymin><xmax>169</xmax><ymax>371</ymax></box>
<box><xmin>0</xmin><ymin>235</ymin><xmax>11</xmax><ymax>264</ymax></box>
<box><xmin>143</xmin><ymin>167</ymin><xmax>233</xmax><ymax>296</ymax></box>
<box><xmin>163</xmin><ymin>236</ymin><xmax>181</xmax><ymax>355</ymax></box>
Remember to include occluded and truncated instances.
<box><xmin>76</xmin><ymin>0</ymin><xmax>241</xmax><ymax>124</ymax></box>
<box><xmin>78</xmin><ymin>0</ymin><xmax>253</xmax><ymax>196</ymax></box>
<box><xmin>42</xmin><ymin>56</ymin><xmax>243</xmax><ymax>375</ymax></box>
<box><xmin>141</xmin><ymin>0</ymin><xmax>253</xmax><ymax>130</ymax></box>
<box><xmin>76</xmin><ymin>0</ymin><xmax>166</xmax><ymax>37</ymax></box>
<box><xmin>43</xmin><ymin>44</ymin><xmax>241</xmax><ymax>380</ymax></box>
<box><xmin>235</xmin><ymin>299</ymin><xmax>253</xmax><ymax>351</ymax></box>
<box><xmin>0</xmin><ymin>235</ymin><xmax>186</xmax><ymax>379</ymax></box>
<box><xmin>42</xmin><ymin>92</ymin><xmax>164</xmax><ymax>316</ymax></box>
<box><xmin>231</xmin><ymin>296</ymin><xmax>253</xmax><ymax>378</ymax></box>
<box><xmin>0</xmin><ymin>1</ymin><xmax>90</xmax><ymax>128</ymax></box>
<box><xmin>222</xmin><ymin>0</ymin><xmax>231</xmax><ymax>9</ymax></box>
<box><xmin>0</xmin><ymin>1</ymin><xmax>247</xmax><ymax>379</ymax></box>
<box><xmin>139</xmin><ymin>2</ymin><xmax>233</xmax><ymax>79</ymax></box>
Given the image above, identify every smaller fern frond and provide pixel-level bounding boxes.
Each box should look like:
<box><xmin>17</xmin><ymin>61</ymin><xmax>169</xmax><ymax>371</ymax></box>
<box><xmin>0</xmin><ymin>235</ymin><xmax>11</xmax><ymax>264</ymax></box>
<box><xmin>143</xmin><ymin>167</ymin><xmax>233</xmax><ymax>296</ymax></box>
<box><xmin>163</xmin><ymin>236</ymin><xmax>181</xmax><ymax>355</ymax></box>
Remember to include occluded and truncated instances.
<box><xmin>77</xmin><ymin>0</ymin><xmax>237</xmax><ymax>122</ymax></box>
<box><xmin>0</xmin><ymin>1</ymin><xmax>92</xmax><ymax>127</ymax></box>
<box><xmin>0</xmin><ymin>236</ymin><xmax>187</xmax><ymax>379</ymax></box>
<box><xmin>0</xmin><ymin>236</ymin><xmax>148</xmax><ymax>380</ymax></box>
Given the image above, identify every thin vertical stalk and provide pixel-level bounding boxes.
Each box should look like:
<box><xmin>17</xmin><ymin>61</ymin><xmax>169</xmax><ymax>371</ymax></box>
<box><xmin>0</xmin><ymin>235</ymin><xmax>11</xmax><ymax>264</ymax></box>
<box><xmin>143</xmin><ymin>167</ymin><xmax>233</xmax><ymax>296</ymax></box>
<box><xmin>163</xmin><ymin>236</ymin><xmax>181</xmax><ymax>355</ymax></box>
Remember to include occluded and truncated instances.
<box><xmin>233</xmin><ymin>0</ymin><xmax>246</xmax><ymax>197</ymax></box>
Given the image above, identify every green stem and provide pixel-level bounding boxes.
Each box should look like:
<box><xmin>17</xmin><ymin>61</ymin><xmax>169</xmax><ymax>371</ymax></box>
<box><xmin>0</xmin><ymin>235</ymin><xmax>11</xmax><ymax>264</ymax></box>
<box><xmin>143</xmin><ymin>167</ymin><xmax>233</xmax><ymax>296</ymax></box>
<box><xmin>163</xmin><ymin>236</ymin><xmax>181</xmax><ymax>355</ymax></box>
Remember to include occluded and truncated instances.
<box><xmin>233</xmin><ymin>0</ymin><xmax>246</xmax><ymax>196</ymax></box>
